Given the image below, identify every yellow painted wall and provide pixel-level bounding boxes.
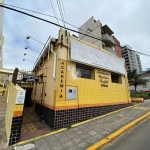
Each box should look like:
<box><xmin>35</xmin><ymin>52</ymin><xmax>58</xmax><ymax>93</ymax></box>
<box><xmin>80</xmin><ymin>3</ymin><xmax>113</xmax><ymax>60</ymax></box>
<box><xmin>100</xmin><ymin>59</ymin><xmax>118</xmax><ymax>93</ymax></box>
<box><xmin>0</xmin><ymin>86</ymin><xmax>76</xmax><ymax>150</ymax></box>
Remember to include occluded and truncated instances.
<box><xmin>55</xmin><ymin>60</ymin><xmax>131</xmax><ymax>110</ymax></box>
<box><xmin>53</xmin><ymin>29</ymin><xmax>131</xmax><ymax>110</ymax></box>
<box><xmin>32</xmin><ymin>45</ymin><xmax>60</xmax><ymax>108</ymax></box>
<box><xmin>5</xmin><ymin>83</ymin><xmax>25</xmax><ymax>145</ymax></box>
<box><xmin>36</xmin><ymin>29</ymin><xmax>131</xmax><ymax>110</ymax></box>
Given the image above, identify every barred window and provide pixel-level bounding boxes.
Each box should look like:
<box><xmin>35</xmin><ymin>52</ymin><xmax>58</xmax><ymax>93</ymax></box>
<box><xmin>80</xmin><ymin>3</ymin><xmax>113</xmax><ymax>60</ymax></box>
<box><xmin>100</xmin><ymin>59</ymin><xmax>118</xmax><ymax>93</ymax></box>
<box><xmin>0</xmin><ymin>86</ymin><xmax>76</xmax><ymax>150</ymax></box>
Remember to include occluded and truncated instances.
<box><xmin>111</xmin><ymin>73</ymin><xmax>122</xmax><ymax>84</ymax></box>
<box><xmin>76</xmin><ymin>65</ymin><xmax>92</xmax><ymax>79</ymax></box>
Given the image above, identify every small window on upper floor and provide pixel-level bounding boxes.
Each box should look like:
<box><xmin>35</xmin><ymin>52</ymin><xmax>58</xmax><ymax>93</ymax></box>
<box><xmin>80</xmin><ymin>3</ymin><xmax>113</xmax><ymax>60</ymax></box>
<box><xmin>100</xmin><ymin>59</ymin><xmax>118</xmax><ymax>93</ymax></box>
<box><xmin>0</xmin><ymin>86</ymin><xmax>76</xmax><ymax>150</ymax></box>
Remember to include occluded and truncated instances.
<box><xmin>76</xmin><ymin>65</ymin><xmax>94</xmax><ymax>80</ymax></box>
<box><xmin>111</xmin><ymin>73</ymin><xmax>122</xmax><ymax>84</ymax></box>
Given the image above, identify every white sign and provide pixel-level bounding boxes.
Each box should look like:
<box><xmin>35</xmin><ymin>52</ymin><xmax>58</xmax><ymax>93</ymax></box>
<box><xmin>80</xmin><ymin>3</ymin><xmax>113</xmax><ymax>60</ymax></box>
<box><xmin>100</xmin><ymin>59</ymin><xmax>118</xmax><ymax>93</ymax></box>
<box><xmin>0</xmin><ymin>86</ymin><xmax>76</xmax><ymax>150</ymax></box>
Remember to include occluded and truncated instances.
<box><xmin>16</xmin><ymin>90</ymin><xmax>26</xmax><ymax>104</ymax></box>
<box><xmin>70</xmin><ymin>38</ymin><xmax>126</xmax><ymax>75</ymax></box>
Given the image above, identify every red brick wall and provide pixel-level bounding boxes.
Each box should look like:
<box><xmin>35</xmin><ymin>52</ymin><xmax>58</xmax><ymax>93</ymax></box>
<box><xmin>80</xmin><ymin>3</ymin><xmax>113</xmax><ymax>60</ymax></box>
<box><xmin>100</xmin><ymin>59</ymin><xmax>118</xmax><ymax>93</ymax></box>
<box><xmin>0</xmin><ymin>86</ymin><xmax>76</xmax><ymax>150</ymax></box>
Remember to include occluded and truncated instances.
<box><xmin>113</xmin><ymin>36</ymin><xmax>122</xmax><ymax>58</ymax></box>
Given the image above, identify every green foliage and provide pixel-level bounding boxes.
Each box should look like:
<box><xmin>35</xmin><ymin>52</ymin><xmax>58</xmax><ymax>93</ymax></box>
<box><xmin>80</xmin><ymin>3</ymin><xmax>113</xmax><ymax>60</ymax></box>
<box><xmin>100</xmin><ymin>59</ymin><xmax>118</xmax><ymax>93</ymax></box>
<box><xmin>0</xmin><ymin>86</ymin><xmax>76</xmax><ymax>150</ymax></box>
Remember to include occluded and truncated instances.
<box><xmin>130</xmin><ymin>92</ymin><xmax>150</xmax><ymax>100</ymax></box>
<box><xmin>64</xmin><ymin>124</ymin><xmax>72</xmax><ymax>129</ymax></box>
<box><xmin>127</xmin><ymin>69</ymin><xmax>147</xmax><ymax>91</ymax></box>
<box><xmin>30</xmin><ymin>141</ymin><xmax>35</xmax><ymax>144</ymax></box>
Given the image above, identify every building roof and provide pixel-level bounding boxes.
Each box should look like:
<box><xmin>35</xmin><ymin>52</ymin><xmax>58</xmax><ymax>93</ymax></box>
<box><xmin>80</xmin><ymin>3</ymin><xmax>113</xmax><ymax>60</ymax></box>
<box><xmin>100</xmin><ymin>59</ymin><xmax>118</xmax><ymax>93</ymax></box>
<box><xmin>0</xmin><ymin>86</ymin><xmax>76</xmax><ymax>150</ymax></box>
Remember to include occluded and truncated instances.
<box><xmin>33</xmin><ymin>37</ymin><xmax>57</xmax><ymax>71</ymax></box>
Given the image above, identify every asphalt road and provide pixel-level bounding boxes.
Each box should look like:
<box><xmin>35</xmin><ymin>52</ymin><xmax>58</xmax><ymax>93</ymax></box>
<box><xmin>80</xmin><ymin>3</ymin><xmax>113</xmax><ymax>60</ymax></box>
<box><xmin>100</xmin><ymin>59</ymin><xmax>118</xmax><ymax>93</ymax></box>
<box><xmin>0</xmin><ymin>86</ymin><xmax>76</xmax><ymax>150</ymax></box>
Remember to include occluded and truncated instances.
<box><xmin>101</xmin><ymin>116</ymin><xmax>150</xmax><ymax>150</ymax></box>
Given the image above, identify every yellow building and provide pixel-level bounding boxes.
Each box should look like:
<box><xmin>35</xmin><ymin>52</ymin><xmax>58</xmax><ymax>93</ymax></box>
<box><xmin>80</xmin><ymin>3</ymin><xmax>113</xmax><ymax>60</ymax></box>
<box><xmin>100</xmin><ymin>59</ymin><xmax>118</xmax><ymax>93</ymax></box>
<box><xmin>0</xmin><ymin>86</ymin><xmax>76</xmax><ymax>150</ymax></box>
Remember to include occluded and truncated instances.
<box><xmin>22</xmin><ymin>28</ymin><xmax>131</xmax><ymax>130</ymax></box>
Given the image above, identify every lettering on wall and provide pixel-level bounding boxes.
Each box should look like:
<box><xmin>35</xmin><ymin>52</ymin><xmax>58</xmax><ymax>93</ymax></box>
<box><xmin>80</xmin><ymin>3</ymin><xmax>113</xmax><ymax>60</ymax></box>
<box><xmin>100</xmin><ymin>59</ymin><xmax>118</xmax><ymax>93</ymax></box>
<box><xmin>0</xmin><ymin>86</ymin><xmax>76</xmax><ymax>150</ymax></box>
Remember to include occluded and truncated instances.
<box><xmin>57</xmin><ymin>60</ymin><xmax>66</xmax><ymax>100</ymax></box>
<box><xmin>97</xmin><ymin>70</ymin><xmax>109</xmax><ymax>87</ymax></box>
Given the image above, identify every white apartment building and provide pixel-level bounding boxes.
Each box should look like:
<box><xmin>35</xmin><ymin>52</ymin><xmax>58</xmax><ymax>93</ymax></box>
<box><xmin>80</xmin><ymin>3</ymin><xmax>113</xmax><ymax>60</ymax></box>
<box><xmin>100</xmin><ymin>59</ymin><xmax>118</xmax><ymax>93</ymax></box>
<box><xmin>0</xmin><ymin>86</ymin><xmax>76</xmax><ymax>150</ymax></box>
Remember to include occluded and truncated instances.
<box><xmin>121</xmin><ymin>45</ymin><xmax>142</xmax><ymax>73</ymax></box>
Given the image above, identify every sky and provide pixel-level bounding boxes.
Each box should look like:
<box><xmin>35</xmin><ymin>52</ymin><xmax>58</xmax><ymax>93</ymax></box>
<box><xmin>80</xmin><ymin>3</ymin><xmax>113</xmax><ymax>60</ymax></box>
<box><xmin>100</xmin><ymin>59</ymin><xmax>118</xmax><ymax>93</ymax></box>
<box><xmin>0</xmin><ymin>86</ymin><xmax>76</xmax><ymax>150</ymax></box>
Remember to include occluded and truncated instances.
<box><xmin>2</xmin><ymin>0</ymin><xmax>150</xmax><ymax>70</ymax></box>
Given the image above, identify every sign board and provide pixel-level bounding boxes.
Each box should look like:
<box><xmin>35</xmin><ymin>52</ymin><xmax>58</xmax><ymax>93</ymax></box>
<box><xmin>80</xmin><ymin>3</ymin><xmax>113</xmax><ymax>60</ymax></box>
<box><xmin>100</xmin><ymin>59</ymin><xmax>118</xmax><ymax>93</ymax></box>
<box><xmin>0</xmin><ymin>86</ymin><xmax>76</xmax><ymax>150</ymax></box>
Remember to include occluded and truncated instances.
<box><xmin>56</xmin><ymin>60</ymin><xmax>67</xmax><ymax>101</ymax></box>
<box><xmin>70</xmin><ymin>38</ymin><xmax>126</xmax><ymax>75</ymax></box>
<box><xmin>16</xmin><ymin>90</ymin><xmax>26</xmax><ymax>104</ymax></box>
<box><xmin>22</xmin><ymin>74</ymin><xmax>39</xmax><ymax>82</ymax></box>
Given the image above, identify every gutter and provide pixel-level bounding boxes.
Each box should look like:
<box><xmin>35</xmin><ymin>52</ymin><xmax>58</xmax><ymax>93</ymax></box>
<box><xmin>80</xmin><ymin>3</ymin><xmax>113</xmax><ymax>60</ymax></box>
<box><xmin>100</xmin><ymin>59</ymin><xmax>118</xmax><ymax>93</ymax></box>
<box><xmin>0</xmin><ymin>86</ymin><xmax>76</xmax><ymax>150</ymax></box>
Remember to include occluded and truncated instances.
<box><xmin>50</xmin><ymin>43</ymin><xmax>56</xmax><ymax>79</ymax></box>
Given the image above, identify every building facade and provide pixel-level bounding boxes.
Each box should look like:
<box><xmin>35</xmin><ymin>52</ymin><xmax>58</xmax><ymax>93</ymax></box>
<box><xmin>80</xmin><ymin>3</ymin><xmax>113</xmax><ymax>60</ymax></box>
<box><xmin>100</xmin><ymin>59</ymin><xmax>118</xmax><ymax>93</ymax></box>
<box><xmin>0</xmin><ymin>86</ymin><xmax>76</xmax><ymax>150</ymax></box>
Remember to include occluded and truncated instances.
<box><xmin>121</xmin><ymin>45</ymin><xmax>142</xmax><ymax>72</ymax></box>
<box><xmin>78</xmin><ymin>16</ymin><xmax>122</xmax><ymax>57</ymax></box>
<box><xmin>19</xmin><ymin>28</ymin><xmax>131</xmax><ymax>130</ymax></box>
<box><xmin>0</xmin><ymin>0</ymin><xmax>4</xmax><ymax>68</ymax></box>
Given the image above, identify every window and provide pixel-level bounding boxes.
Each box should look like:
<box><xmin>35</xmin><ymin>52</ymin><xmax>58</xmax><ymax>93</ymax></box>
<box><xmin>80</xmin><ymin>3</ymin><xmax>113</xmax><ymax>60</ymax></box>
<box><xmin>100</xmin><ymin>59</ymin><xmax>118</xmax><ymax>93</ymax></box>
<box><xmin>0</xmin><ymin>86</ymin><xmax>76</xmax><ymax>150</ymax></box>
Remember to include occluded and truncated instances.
<box><xmin>111</xmin><ymin>73</ymin><xmax>122</xmax><ymax>84</ymax></box>
<box><xmin>76</xmin><ymin>65</ymin><xmax>93</xmax><ymax>79</ymax></box>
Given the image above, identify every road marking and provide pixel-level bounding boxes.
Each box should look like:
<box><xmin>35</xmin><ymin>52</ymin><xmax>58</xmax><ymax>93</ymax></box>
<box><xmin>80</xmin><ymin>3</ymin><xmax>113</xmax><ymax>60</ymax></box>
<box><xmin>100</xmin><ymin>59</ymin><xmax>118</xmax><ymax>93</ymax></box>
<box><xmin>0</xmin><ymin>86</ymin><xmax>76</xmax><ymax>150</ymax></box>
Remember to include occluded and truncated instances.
<box><xmin>86</xmin><ymin>111</ymin><xmax>150</xmax><ymax>150</ymax></box>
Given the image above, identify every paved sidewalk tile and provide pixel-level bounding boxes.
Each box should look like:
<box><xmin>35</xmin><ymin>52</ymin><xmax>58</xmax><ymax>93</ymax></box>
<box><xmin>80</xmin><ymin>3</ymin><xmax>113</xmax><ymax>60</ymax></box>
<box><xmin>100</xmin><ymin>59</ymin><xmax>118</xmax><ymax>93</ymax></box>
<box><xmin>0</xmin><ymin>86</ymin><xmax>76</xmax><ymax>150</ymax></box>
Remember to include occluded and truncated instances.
<box><xmin>9</xmin><ymin>100</ymin><xmax>150</xmax><ymax>150</ymax></box>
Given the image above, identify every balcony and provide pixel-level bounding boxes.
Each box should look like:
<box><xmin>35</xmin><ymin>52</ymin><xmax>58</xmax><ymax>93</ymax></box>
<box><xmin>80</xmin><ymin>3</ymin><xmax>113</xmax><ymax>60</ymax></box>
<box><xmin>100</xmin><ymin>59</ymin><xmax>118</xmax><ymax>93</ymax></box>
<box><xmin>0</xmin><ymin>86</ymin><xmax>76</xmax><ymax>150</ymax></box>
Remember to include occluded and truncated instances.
<box><xmin>104</xmin><ymin>47</ymin><xmax>116</xmax><ymax>55</ymax></box>
<box><xmin>102</xmin><ymin>33</ymin><xmax>115</xmax><ymax>47</ymax></box>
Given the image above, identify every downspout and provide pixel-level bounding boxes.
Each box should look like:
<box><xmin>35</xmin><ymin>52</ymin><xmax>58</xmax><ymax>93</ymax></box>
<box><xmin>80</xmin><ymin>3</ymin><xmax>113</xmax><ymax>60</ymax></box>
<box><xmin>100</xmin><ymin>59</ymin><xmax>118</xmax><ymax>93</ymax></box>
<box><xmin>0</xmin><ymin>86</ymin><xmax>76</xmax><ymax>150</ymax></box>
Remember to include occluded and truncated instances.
<box><xmin>51</xmin><ymin>44</ymin><xmax>56</xmax><ymax>79</ymax></box>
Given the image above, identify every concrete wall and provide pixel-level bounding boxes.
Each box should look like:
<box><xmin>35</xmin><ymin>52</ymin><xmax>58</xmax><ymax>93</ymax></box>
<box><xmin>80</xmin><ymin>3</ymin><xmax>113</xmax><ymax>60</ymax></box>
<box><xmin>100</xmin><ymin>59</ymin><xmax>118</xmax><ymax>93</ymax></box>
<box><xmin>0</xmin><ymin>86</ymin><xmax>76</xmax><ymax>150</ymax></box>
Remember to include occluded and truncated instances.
<box><xmin>78</xmin><ymin>16</ymin><xmax>102</xmax><ymax>48</ymax></box>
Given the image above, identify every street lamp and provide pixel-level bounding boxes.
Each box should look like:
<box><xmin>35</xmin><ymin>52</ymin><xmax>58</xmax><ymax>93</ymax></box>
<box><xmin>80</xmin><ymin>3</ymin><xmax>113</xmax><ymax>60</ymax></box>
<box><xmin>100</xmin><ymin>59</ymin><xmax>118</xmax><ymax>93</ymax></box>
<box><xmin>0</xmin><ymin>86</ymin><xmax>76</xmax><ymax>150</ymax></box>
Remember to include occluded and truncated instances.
<box><xmin>26</xmin><ymin>35</ymin><xmax>45</xmax><ymax>45</ymax></box>
<box><xmin>23</xmin><ymin>59</ymin><xmax>34</xmax><ymax>63</ymax></box>
<box><xmin>25</xmin><ymin>47</ymin><xmax>40</xmax><ymax>53</ymax></box>
<box><xmin>24</xmin><ymin>53</ymin><xmax>37</xmax><ymax>59</ymax></box>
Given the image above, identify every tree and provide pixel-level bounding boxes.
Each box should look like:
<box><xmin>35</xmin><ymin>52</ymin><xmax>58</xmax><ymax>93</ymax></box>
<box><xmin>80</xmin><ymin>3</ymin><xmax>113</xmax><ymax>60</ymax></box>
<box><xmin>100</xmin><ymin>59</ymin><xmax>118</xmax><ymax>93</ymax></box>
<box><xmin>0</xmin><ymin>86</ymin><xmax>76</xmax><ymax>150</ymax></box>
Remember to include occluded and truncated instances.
<box><xmin>127</xmin><ymin>69</ymin><xmax>147</xmax><ymax>92</ymax></box>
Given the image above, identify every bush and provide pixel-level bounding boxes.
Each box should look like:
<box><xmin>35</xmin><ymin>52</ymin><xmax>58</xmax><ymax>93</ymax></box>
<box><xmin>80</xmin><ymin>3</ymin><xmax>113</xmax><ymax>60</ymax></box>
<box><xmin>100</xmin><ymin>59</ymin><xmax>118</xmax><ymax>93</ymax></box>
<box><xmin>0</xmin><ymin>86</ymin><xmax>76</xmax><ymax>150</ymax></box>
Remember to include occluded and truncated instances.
<box><xmin>130</xmin><ymin>92</ymin><xmax>150</xmax><ymax>100</ymax></box>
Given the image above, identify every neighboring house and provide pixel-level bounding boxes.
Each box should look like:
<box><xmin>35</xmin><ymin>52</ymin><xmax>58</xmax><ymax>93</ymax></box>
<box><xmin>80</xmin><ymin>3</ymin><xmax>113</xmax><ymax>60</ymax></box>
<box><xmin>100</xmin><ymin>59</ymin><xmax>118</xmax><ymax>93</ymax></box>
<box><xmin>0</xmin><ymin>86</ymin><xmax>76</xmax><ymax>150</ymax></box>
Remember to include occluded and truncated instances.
<box><xmin>78</xmin><ymin>16</ymin><xmax>122</xmax><ymax>58</ymax></box>
<box><xmin>121</xmin><ymin>45</ymin><xmax>142</xmax><ymax>73</ymax></box>
<box><xmin>0</xmin><ymin>68</ymin><xmax>13</xmax><ymax>95</ymax></box>
<box><xmin>17</xmin><ymin>28</ymin><xmax>131</xmax><ymax>131</ymax></box>
<box><xmin>0</xmin><ymin>0</ymin><xmax>4</xmax><ymax>68</ymax></box>
<box><xmin>130</xmin><ymin>69</ymin><xmax>150</xmax><ymax>91</ymax></box>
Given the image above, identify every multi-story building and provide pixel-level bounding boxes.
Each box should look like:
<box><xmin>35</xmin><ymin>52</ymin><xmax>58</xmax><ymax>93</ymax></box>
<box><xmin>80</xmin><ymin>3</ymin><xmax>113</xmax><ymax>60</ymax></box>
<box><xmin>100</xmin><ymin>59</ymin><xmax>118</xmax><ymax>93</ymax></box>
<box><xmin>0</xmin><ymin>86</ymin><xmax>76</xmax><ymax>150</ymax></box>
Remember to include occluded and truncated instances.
<box><xmin>78</xmin><ymin>16</ymin><xmax>122</xmax><ymax>57</ymax></box>
<box><xmin>0</xmin><ymin>0</ymin><xmax>4</xmax><ymax>68</ymax></box>
<box><xmin>14</xmin><ymin>28</ymin><xmax>131</xmax><ymax>132</ymax></box>
<box><xmin>121</xmin><ymin>45</ymin><xmax>142</xmax><ymax>72</ymax></box>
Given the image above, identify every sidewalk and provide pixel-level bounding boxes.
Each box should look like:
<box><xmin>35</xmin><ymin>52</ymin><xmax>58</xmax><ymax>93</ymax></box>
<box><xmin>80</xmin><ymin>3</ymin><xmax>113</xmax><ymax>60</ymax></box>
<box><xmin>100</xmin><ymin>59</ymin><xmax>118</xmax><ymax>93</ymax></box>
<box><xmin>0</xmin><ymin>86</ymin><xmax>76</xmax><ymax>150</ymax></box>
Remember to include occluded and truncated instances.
<box><xmin>7</xmin><ymin>100</ymin><xmax>150</xmax><ymax>150</ymax></box>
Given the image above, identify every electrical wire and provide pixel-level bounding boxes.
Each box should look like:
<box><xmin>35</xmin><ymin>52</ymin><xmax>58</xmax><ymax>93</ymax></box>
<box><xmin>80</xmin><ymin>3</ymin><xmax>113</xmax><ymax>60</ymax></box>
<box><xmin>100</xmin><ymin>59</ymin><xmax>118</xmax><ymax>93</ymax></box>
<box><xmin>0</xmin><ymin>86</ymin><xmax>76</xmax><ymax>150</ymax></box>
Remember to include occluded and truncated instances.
<box><xmin>0</xmin><ymin>3</ymin><xmax>103</xmax><ymax>42</ymax></box>
<box><xmin>49</xmin><ymin>0</ymin><xmax>60</xmax><ymax>25</ymax></box>
<box><xmin>56</xmin><ymin>0</ymin><xmax>66</xmax><ymax>28</ymax></box>
<box><xmin>60</xmin><ymin>0</ymin><xmax>68</xmax><ymax>28</ymax></box>
<box><xmin>0</xmin><ymin>4</ymin><xmax>150</xmax><ymax>57</ymax></box>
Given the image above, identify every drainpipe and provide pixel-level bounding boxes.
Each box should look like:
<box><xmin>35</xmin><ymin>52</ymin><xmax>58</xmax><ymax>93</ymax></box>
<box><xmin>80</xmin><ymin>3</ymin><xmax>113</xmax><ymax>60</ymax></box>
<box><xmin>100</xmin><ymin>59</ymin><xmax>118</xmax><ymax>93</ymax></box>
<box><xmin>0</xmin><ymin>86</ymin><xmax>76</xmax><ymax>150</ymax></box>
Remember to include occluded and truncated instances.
<box><xmin>51</xmin><ymin>44</ymin><xmax>56</xmax><ymax>79</ymax></box>
<box><xmin>48</xmin><ymin>36</ymin><xmax>51</xmax><ymax>60</ymax></box>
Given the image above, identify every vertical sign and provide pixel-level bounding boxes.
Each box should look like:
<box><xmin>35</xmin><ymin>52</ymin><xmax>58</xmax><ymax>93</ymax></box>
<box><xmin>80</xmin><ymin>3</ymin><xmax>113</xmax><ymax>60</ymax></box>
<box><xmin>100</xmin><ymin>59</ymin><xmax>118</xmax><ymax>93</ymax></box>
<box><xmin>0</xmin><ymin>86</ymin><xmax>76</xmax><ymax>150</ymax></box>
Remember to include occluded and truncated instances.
<box><xmin>57</xmin><ymin>59</ymin><xmax>66</xmax><ymax>100</ymax></box>
<box><xmin>16</xmin><ymin>90</ymin><xmax>26</xmax><ymax>104</ymax></box>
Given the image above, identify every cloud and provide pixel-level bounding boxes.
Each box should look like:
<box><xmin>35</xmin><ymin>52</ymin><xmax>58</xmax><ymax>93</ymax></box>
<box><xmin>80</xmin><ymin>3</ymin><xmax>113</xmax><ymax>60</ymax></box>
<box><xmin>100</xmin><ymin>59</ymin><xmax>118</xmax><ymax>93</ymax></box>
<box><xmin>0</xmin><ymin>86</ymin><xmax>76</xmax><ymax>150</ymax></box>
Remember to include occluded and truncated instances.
<box><xmin>2</xmin><ymin>0</ymin><xmax>150</xmax><ymax>70</ymax></box>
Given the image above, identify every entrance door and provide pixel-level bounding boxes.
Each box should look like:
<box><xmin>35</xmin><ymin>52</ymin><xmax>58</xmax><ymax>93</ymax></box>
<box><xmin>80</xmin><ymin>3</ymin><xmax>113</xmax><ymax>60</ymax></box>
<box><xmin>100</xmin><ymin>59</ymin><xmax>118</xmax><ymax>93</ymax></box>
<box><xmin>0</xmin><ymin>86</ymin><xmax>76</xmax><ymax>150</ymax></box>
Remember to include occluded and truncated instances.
<box><xmin>22</xmin><ymin>87</ymin><xmax>42</xmax><ymax>123</ymax></box>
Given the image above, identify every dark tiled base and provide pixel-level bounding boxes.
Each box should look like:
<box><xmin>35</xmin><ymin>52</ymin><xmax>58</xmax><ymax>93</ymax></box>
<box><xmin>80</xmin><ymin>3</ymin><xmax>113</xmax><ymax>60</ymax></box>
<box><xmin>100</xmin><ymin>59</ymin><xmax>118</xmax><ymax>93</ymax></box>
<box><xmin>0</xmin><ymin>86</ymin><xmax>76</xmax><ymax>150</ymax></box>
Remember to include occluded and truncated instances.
<box><xmin>35</xmin><ymin>103</ymin><xmax>132</xmax><ymax>130</ymax></box>
<box><xmin>9</xmin><ymin>116</ymin><xmax>22</xmax><ymax>145</ymax></box>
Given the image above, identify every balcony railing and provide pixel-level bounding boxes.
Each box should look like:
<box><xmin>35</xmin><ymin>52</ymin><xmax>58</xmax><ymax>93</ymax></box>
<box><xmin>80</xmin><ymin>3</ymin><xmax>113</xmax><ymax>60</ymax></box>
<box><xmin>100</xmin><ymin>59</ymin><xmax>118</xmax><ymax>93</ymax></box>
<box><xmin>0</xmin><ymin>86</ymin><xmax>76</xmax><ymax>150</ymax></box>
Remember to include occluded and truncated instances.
<box><xmin>104</xmin><ymin>47</ymin><xmax>117</xmax><ymax>55</ymax></box>
<box><xmin>102</xmin><ymin>34</ymin><xmax>115</xmax><ymax>47</ymax></box>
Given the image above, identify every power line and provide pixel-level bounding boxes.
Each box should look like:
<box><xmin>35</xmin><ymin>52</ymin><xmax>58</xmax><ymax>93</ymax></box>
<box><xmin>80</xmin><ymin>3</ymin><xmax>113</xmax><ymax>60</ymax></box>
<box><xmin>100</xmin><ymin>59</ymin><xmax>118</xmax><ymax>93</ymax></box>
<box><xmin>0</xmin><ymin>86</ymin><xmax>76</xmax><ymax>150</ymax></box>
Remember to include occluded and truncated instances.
<box><xmin>0</xmin><ymin>5</ymin><xmax>105</xmax><ymax>42</ymax></box>
<box><xmin>56</xmin><ymin>0</ymin><xmax>66</xmax><ymax>28</ymax></box>
<box><xmin>60</xmin><ymin>0</ymin><xmax>68</xmax><ymax>28</ymax></box>
<box><xmin>0</xmin><ymin>3</ymin><xmax>102</xmax><ymax>41</ymax></box>
<box><xmin>49</xmin><ymin>0</ymin><xmax>60</xmax><ymax>25</ymax></box>
<box><xmin>1</xmin><ymin>4</ymin><xmax>150</xmax><ymax>57</ymax></box>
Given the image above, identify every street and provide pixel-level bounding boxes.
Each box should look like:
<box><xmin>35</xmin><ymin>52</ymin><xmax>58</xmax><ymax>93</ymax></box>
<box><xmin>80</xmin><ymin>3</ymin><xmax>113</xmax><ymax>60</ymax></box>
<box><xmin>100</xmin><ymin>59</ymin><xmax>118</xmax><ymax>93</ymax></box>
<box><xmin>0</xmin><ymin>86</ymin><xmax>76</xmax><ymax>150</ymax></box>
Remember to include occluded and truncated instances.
<box><xmin>101</xmin><ymin>116</ymin><xmax>150</xmax><ymax>150</ymax></box>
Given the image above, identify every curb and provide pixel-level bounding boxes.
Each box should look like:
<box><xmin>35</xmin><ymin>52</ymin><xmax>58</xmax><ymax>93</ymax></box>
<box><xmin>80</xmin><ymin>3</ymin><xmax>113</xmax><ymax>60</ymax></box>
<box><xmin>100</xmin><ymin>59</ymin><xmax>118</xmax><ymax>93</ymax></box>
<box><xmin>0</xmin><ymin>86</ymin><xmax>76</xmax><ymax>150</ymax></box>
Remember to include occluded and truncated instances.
<box><xmin>14</xmin><ymin>103</ymin><xmax>141</xmax><ymax>146</ymax></box>
<box><xmin>86</xmin><ymin>111</ymin><xmax>150</xmax><ymax>150</ymax></box>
